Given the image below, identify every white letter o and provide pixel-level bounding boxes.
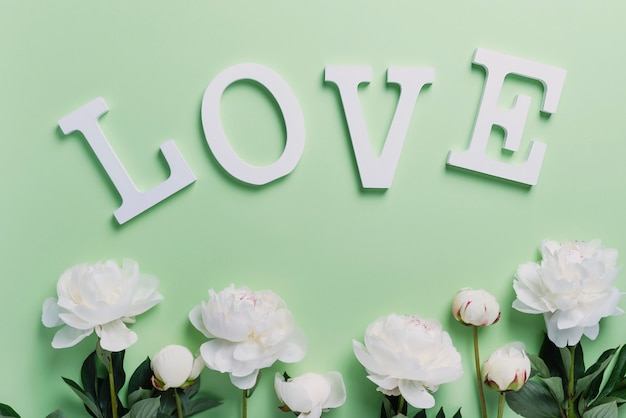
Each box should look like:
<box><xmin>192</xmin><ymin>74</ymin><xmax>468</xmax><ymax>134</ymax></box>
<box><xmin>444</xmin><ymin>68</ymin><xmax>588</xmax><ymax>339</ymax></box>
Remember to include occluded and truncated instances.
<box><xmin>201</xmin><ymin>63</ymin><xmax>305</xmax><ymax>185</ymax></box>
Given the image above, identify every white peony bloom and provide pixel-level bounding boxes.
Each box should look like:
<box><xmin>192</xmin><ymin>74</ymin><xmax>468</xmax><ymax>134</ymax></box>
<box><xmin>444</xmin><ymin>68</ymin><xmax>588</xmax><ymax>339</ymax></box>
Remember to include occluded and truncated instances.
<box><xmin>452</xmin><ymin>288</ymin><xmax>501</xmax><ymax>327</ymax></box>
<box><xmin>352</xmin><ymin>313</ymin><xmax>463</xmax><ymax>409</ymax></box>
<box><xmin>189</xmin><ymin>284</ymin><xmax>307</xmax><ymax>390</ymax></box>
<box><xmin>513</xmin><ymin>239</ymin><xmax>623</xmax><ymax>347</ymax></box>
<box><xmin>274</xmin><ymin>372</ymin><xmax>346</xmax><ymax>418</ymax></box>
<box><xmin>42</xmin><ymin>259</ymin><xmax>163</xmax><ymax>352</ymax></box>
<box><xmin>151</xmin><ymin>345</ymin><xmax>204</xmax><ymax>391</ymax></box>
<box><xmin>482</xmin><ymin>342</ymin><xmax>530</xmax><ymax>392</ymax></box>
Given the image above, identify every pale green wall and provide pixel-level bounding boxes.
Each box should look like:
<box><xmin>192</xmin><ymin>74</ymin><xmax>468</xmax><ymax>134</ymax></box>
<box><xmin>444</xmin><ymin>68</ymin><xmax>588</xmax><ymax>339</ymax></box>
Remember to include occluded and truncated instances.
<box><xmin>2</xmin><ymin>1</ymin><xmax>626</xmax><ymax>417</ymax></box>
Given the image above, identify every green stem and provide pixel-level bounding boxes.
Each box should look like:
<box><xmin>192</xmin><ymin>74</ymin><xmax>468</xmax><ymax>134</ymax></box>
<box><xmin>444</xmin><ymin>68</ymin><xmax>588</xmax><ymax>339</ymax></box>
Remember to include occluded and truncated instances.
<box><xmin>473</xmin><ymin>326</ymin><xmax>488</xmax><ymax>418</ymax></box>
<box><xmin>242</xmin><ymin>389</ymin><xmax>248</xmax><ymax>418</ymax></box>
<box><xmin>497</xmin><ymin>392</ymin><xmax>505</xmax><ymax>418</ymax></box>
<box><xmin>567</xmin><ymin>345</ymin><xmax>576</xmax><ymax>418</ymax></box>
<box><xmin>107</xmin><ymin>357</ymin><xmax>118</xmax><ymax>418</ymax></box>
<box><xmin>175</xmin><ymin>389</ymin><xmax>184</xmax><ymax>418</ymax></box>
<box><xmin>397</xmin><ymin>395</ymin><xmax>406</xmax><ymax>416</ymax></box>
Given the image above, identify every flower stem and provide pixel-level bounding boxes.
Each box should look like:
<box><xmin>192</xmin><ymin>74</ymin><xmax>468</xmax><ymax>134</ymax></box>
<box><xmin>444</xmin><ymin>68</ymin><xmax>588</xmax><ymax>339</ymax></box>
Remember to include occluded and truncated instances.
<box><xmin>567</xmin><ymin>345</ymin><xmax>576</xmax><ymax>418</ymax></box>
<box><xmin>473</xmin><ymin>326</ymin><xmax>488</xmax><ymax>418</ymax></box>
<box><xmin>397</xmin><ymin>395</ymin><xmax>406</xmax><ymax>416</ymax></box>
<box><xmin>242</xmin><ymin>389</ymin><xmax>248</xmax><ymax>418</ymax></box>
<box><xmin>175</xmin><ymin>389</ymin><xmax>184</xmax><ymax>418</ymax></box>
<box><xmin>497</xmin><ymin>392</ymin><xmax>505</xmax><ymax>418</ymax></box>
<box><xmin>107</xmin><ymin>357</ymin><xmax>118</xmax><ymax>418</ymax></box>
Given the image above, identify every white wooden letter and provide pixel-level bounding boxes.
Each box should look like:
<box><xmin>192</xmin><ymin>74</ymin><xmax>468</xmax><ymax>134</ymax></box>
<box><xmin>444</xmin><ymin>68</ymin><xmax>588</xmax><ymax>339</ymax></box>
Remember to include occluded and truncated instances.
<box><xmin>58</xmin><ymin>97</ymin><xmax>196</xmax><ymax>224</ymax></box>
<box><xmin>201</xmin><ymin>63</ymin><xmax>305</xmax><ymax>185</ymax></box>
<box><xmin>447</xmin><ymin>48</ymin><xmax>566</xmax><ymax>185</ymax></box>
<box><xmin>325</xmin><ymin>66</ymin><xmax>435</xmax><ymax>188</ymax></box>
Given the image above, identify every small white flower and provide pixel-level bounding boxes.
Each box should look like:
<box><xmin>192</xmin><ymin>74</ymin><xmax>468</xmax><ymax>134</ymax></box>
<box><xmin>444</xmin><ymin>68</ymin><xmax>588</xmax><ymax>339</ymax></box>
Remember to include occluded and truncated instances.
<box><xmin>353</xmin><ymin>313</ymin><xmax>463</xmax><ymax>409</ymax></box>
<box><xmin>513</xmin><ymin>239</ymin><xmax>623</xmax><ymax>347</ymax></box>
<box><xmin>42</xmin><ymin>259</ymin><xmax>163</xmax><ymax>352</ymax></box>
<box><xmin>452</xmin><ymin>288</ymin><xmax>501</xmax><ymax>327</ymax></box>
<box><xmin>482</xmin><ymin>342</ymin><xmax>530</xmax><ymax>392</ymax></box>
<box><xmin>189</xmin><ymin>284</ymin><xmax>307</xmax><ymax>390</ymax></box>
<box><xmin>274</xmin><ymin>372</ymin><xmax>346</xmax><ymax>418</ymax></box>
<box><xmin>151</xmin><ymin>345</ymin><xmax>204</xmax><ymax>390</ymax></box>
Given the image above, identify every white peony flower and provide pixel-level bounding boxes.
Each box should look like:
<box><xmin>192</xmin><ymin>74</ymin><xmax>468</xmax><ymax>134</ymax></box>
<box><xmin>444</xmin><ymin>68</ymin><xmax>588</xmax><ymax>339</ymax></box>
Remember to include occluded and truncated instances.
<box><xmin>482</xmin><ymin>342</ymin><xmax>530</xmax><ymax>392</ymax></box>
<box><xmin>274</xmin><ymin>372</ymin><xmax>346</xmax><ymax>418</ymax></box>
<box><xmin>151</xmin><ymin>345</ymin><xmax>204</xmax><ymax>391</ymax></box>
<box><xmin>352</xmin><ymin>313</ymin><xmax>463</xmax><ymax>409</ymax></box>
<box><xmin>513</xmin><ymin>239</ymin><xmax>623</xmax><ymax>347</ymax></box>
<box><xmin>189</xmin><ymin>284</ymin><xmax>307</xmax><ymax>390</ymax></box>
<box><xmin>452</xmin><ymin>288</ymin><xmax>501</xmax><ymax>327</ymax></box>
<box><xmin>41</xmin><ymin>259</ymin><xmax>163</xmax><ymax>352</ymax></box>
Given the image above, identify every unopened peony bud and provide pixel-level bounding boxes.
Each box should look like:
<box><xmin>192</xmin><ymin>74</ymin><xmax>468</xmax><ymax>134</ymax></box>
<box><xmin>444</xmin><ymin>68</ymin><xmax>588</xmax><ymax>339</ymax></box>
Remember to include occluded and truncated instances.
<box><xmin>452</xmin><ymin>288</ymin><xmax>500</xmax><ymax>326</ymax></box>
<box><xmin>151</xmin><ymin>345</ymin><xmax>204</xmax><ymax>390</ymax></box>
<box><xmin>275</xmin><ymin>372</ymin><xmax>346</xmax><ymax>418</ymax></box>
<box><xmin>482</xmin><ymin>342</ymin><xmax>530</xmax><ymax>392</ymax></box>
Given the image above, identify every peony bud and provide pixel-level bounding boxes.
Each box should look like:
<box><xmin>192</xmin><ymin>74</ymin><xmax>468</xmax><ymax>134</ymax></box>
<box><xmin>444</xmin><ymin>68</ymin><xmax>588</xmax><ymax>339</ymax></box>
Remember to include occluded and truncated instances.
<box><xmin>151</xmin><ymin>345</ymin><xmax>204</xmax><ymax>391</ymax></box>
<box><xmin>452</xmin><ymin>288</ymin><xmax>500</xmax><ymax>327</ymax></box>
<box><xmin>482</xmin><ymin>342</ymin><xmax>530</xmax><ymax>392</ymax></box>
<box><xmin>275</xmin><ymin>372</ymin><xmax>346</xmax><ymax>418</ymax></box>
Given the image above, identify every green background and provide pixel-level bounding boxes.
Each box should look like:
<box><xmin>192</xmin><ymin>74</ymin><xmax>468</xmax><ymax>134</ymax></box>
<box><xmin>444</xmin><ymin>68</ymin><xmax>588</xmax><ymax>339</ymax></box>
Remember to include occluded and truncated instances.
<box><xmin>2</xmin><ymin>1</ymin><xmax>626</xmax><ymax>417</ymax></box>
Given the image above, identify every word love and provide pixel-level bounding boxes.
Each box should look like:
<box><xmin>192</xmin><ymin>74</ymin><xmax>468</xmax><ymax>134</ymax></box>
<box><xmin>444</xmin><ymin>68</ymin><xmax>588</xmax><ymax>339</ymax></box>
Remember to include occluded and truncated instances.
<box><xmin>58</xmin><ymin>48</ymin><xmax>566</xmax><ymax>224</ymax></box>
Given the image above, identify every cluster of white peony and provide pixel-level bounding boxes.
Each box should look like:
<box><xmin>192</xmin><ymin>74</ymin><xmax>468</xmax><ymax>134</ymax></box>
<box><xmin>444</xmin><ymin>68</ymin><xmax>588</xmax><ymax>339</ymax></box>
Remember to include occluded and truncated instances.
<box><xmin>39</xmin><ymin>238</ymin><xmax>623</xmax><ymax>418</ymax></box>
<box><xmin>353</xmin><ymin>313</ymin><xmax>464</xmax><ymax>409</ymax></box>
<box><xmin>188</xmin><ymin>284</ymin><xmax>308</xmax><ymax>390</ymax></box>
<box><xmin>513</xmin><ymin>239</ymin><xmax>623</xmax><ymax>348</ymax></box>
<box><xmin>41</xmin><ymin>259</ymin><xmax>163</xmax><ymax>352</ymax></box>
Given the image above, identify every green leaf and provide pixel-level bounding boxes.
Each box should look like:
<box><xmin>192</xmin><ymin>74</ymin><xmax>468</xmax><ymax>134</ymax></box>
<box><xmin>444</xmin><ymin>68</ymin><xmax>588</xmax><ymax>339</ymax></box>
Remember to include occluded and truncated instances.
<box><xmin>128</xmin><ymin>358</ymin><xmax>153</xmax><ymax>395</ymax></box>
<box><xmin>183</xmin><ymin>375</ymin><xmax>201</xmax><ymax>399</ymax></box>
<box><xmin>45</xmin><ymin>409</ymin><xmax>68</xmax><ymax>418</ymax></box>
<box><xmin>435</xmin><ymin>407</ymin><xmax>445</xmax><ymax>418</ymax></box>
<box><xmin>592</xmin><ymin>396</ymin><xmax>626</xmax><ymax>407</ymax></box>
<box><xmin>529</xmin><ymin>353</ymin><xmax>551</xmax><ymax>379</ymax></box>
<box><xmin>63</xmin><ymin>377</ymin><xmax>104</xmax><ymax>418</ymax></box>
<box><xmin>451</xmin><ymin>408</ymin><xmax>462</xmax><ymax>418</ymax></box>
<box><xmin>576</xmin><ymin>348</ymin><xmax>618</xmax><ymax>398</ymax></box>
<box><xmin>582</xmin><ymin>401</ymin><xmax>618</xmax><ymax>418</ymax></box>
<box><xmin>184</xmin><ymin>398</ymin><xmax>222</xmax><ymax>417</ymax></box>
<box><xmin>158</xmin><ymin>391</ymin><xmax>177</xmax><ymax>416</ymax></box>
<box><xmin>128</xmin><ymin>389</ymin><xmax>153</xmax><ymax>409</ymax></box>
<box><xmin>111</xmin><ymin>350</ymin><xmax>127</xmax><ymax>393</ymax></box>
<box><xmin>539</xmin><ymin>334</ymin><xmax>564</xmax><ymax>374</ymax></box>
<box><xmin>540</xmin><ymin>376</ymin><xmax>565</xmax><ymax>405</ymax></box>
<box><xmin>81</xmin><ymin>351</ymin><xmax>99</xmax><ymax>406</ymax></box>
<box><xmin>0</xmin><ymin>403</ymin><xmax>20</xmax><ymax>418</ymax></box>
<box><xmin>597</xmin><ymin>345</ymin><xmax>626</xmax><ymax>401</ymax></box>
<box><xmin>412</xmin><ymin>410</ymin><xmax>426</xmax><ymax>418</ymax></box>
<box><xmin>127</xmin><ymin>397</ymin><xmax>160</xmax><ymax>418</ymax></box>
<box><xmin>506</xmin><ymin>380</ymin><xmax>564</xmax><ymax>418</ymax></box>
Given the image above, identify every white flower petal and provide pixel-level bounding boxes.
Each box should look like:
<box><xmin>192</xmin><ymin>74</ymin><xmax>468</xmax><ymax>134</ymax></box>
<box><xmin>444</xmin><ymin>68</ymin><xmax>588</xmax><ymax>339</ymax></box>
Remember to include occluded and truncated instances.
<box><xmin>275</xmin><ymin>374</ymin><xmax>317</xmax><ymax>412</ymax></box>
<box><xmin>229</xmin><ymin>369</ymin><xmax>259</xmax><ymax>390</ymax></box>
<box><xmin>277</xmin><ymin>327</ymin><xmax>307</xmax><ymax>363</ymax></box>
<box><xmin>189</xmin><ymin>304</ymin><xmax>215</xmax><ymax>339</ymax></box>
<box><xmin>398</xmin><ymin>379</ymin><xmax>434</xmax><ymax>409</ymax></box>
<box><xmin>97</xmin><ymin>319</ymin><xmax>137</xmax><ymax>352</ymax></box>
<box><xmin>42</xmin><ymin>297</ymin><xmax>63</xmax><ymax>327</ymax></box>
<box><xmin>51</xmin><ymin>325</ymin><xmax>93</xmax><ymax>348</ymax></box>
<box><xmin>322</xmin><ymin>372</ymin><xmax>347</xmax><ymax>409</ymax></box>
<box><xmin>306</xmin><ymin>405</ymin><xmax>323</xmax><ymax>418</ymax></box>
